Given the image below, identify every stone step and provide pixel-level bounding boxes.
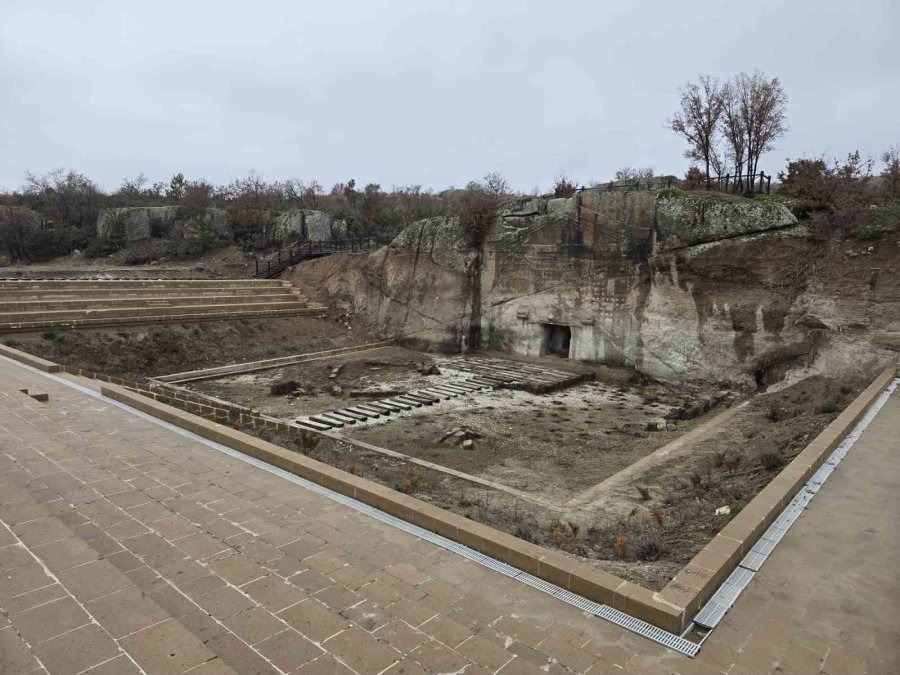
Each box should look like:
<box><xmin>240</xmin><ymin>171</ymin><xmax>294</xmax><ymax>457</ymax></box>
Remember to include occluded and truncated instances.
<box><xmin>0</xmin><ymin>293</ymin><xmax>304</xmax><ymax>312</ymax></box>
<box><xmin>0</xmin><ymin>300</ymin><xmax>312</xmax><ymax>323</ymax></box>
<box><xmin>333</xmin><ymin>408</ymin><xmax>368</xmax><ymax>422</ymax></box>
<box><xmin>0</xmin><ymin>279</ymin><xmax>288</xmax><ymax>291</ymax></box>
<box><xmin>342</xmin><ymin>406</ymin><xmax>381</xmax><ymax>419</ymax></box>
<box><xmin>0</xmin><ymin>305</ymin><xmax>326</xmax><ymax>333</ymax></box>
<box><xmin>295</xmin><ymin>418</ymin><xmax>332</xmax><ymax>431</ymax></box>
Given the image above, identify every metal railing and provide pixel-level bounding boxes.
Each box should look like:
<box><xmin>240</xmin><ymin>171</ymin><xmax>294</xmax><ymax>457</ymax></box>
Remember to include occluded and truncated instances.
<box><xmin>255</xmin><ymin>237</ymin><xmax>384</xmax><ymax>278</ymax></box>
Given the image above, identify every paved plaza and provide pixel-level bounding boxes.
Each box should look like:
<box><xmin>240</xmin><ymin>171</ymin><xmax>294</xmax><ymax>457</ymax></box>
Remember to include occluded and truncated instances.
<box><xmin>1</xmin><ymin>357</ymin><xmax>898</xmax><ymax>674</ymax></box>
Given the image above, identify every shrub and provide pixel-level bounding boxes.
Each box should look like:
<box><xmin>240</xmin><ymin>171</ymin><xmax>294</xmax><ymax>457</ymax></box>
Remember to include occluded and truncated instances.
<box><xmin>636</xmin><ymin>539</ymin><xmax>661</xmax><ymax>562</ymax></box>
<box><xmin>766</xmin><ymin>399</ymin><xmax>786</xmax><ymax>422</ymax></box>
<box><xmin>294</xmin><ymin>429</ymin><xmax>321</xmax><ymax>453</ymax></box>
<box><xmin>682</xmin><ymin>165</ymin><xmax>707</xmax><ymax>190</ymax></box>
<box><xmin>513</xmin><ymin>517</ymin><xmax>541</xmax><ymax>544</ymax></box>
<box><xmin>759</xmin><ymin>450</ymin><xmax>785</xmax><ymax>471</ymax></box>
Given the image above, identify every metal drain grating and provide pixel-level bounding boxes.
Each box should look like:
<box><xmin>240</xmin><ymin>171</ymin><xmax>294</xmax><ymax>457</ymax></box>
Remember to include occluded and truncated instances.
<box><xmin>692</xmin><ymin>377</ymin><xmax>898</xmax><ymax>630</ymax></box>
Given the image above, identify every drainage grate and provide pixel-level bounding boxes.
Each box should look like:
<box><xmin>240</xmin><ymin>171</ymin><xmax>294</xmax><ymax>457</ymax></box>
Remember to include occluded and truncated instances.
<box><xmin>692</xmin><ymin>377</ymin><xmax>898</xmax><ymax>630</ymax></box>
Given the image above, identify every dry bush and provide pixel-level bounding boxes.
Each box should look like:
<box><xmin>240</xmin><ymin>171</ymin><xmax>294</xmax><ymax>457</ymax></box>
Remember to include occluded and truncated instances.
<box><xmin>614</xmin><ymin>534</ymin><xmax>628</xmax><ymax>559</ymax></box>
<box><xmin>294</xmin><ymin>429</ymin><xmax>322</xmax><ymax>453</ymax></box>
<box><xmin>759</xmin><ymin>450</ymin><xmax>785</xmax><ymax>471</ymax></box>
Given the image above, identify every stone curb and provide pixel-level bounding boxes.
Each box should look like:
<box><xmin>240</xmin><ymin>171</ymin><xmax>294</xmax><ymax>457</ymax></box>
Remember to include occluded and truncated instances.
<box><xmin>0</xmin><ymin>343</ymin><xmax>62</xmax><ymax>372</ymax></box>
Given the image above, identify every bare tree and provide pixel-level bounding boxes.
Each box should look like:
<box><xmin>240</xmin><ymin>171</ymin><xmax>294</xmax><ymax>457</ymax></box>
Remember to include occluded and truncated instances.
<box><xmin>614</xmin><ymin>167</ymin><xmax>655</xmax><ymax>180</ymax></box>
<box><xmin>725</xmin><ymin>72</ymin><xmax>788</xmax><ymax>179</ymax></box>
<box><xmin>669</xmin><ymin>75</ymin><xmax>725</xmax><ymax>186</ymax></box>
<box><xmin>720</xmin><ymin>86</ymin><xmax>747</xmax><ymax>179</ymax></box>
<box><xmin>22</xmin><ymin>169</ymin><xmax>101</xmax><ymax>229</ymax></box>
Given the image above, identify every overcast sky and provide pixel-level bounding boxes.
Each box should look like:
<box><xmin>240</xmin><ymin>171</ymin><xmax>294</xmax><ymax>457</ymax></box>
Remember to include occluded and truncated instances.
<box><xmin>1</xmin><ymin>0</ymin><xmax>897</xmax><ymax>193</ymax></box>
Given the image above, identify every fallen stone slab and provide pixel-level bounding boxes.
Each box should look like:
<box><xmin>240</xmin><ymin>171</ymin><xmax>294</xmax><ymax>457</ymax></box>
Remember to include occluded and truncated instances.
<box><xmin>308</xmin><ymin>415</ymin><xmax>342</xmax><ymax>428</ymax></box>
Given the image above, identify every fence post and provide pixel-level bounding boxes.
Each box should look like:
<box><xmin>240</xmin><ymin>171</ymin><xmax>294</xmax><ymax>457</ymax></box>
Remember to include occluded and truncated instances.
<box><xmin>255</xmin><ymin>260</ymin><xmax>259</xmax><ymax>277</ymax></box>
<box><xmin>766</xmin><ymin>174</ymin><xmax>771</xmax><ymax>194</ymax></box>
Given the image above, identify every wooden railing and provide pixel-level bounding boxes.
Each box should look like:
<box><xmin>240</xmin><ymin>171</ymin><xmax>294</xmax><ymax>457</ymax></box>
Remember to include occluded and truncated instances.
<box><xmin>712</xmin><ymin>171</ymin><xmax>772</xmax><ymax>195</ymax></box>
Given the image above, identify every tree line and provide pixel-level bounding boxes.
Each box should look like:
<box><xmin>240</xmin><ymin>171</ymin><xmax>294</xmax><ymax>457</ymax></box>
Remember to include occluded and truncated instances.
<box><xmin>0</xmin><ymin>170</ymin><xmax>516</xmax><ymax>262</ymax></box>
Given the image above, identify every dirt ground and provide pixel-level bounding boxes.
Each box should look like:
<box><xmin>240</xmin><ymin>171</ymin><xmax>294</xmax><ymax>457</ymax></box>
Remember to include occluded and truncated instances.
<box><xmin>345</xmin><ymin>373</ymin><xmax>700</xmax><ymax>502</ymax></box>
<box><xmin>3</xmin><ymin>313</ymin><xmax>375</xmax><ymax>381</ymax></box>
<box><xmin>190</xmin><ymin>346</ymin><xmax>441</xmax><ymax>418</ymax></box>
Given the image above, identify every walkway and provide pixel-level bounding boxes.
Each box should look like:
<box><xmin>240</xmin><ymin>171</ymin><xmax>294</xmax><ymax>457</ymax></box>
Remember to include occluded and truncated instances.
<box><xmin>0</xmin><ymin>357</ymin><xmax>897</xmax><ymax>674</ymax></box>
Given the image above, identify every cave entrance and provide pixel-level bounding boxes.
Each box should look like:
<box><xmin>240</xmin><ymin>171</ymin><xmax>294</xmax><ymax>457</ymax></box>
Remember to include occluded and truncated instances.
<box><xmin>542</xmin><ymin>323</ymin><xmax>571</xmax><ymax>357</ymax></box>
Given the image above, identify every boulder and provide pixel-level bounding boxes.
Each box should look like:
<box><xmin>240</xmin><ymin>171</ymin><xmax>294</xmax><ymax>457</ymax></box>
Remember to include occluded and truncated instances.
<box><xmin>96</xmin><ymin>206</ymin><xmax>179</xmax><ymax>243</ymax></box>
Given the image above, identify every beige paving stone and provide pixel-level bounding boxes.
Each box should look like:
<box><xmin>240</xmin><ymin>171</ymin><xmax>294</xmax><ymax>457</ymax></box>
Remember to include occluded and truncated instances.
<box><xmin>33</xmin><ymin>623</ymin><xmax>121</xmax><ymax>675</ymax></box>
<box><xmin>204</xmin><ymin>630</ymin><xmax>280</xmax><ymax>675</ymax></box>
<box><xmin>0</xmin><ymin>498</ymin><xmax>49</xmax><ymax>525</ymax></box>
<box><xmin>419</xmin><ymin>614</ymin><xmax>474</xmax><ymax>648</ymax></box>
<box><xmin>388</xmin><ymin>597</ymin><xmax>440</xmax><ymax>627</ymax></box>
<box><xmin>86</xmin><ymin>586</ymin><xmax>170</xmax><ymax>638</ymax></box>
<box><xmin>293</xmin><ymin>654</ymin><xmax>356</xmax><ymax>674</ymax></box>
<box><xmin>31</xmin><ymin>535</ymin><xmax>100</xmax><ymax>571</ymax></box>
<box><xmin>120</xmin><ymin>618</ymin><xmax>217</xmax><ymax>675</ymax></box>
<box><xmin>323</xmin><ymin>626</ymin><xmax>399</xmax><ymax>674</ymax></box>
<box><xmin>176</xmin><ymin>533</ymin><xmax>230</xmax><ymax>560</ymax></box>
<box><xmin>256</xmin><ymin>628</ymin><xmax>324</xmax><ymax>671</ymax></box>
<box><xmin>12</xmin><ymin>516</ymin><xmax>73</xmax><ymax>547</ymax></box>
<box><xmin>195</xmin><ymin>585</ymin><xmax>256</xmax><ymax>619</ymax></box>
<box><xmin>538</xmin><ymin>636</ymin><xmax>597</xmax><ymax>673</ymax></box>
<box><xmin>278</xmin><ymin>598</ymin><xmax>350</xmax><ymax>642</ymax></box>
<box><xmin>222</xmin><ymin>606</ymin><xmax>286</xmax><ymax>645</ymax></box>
<box><xmin>180</xmin><ymin>573</ymin><xmax>228</xmax><ymax>599</ymax></box>
<box><xmin>184</xmin><ymin>658</ymin><xmax>240</xmax><ymax>675</ymax></box>
<box><xmin>11</xmin><ymin>595</ymin><xmax>91</xmax><ymax>645</ymax></box>
<box><xmin>374</xmin><ymin>619</ymin><xmax>429</xmax><ymax>656</ymax></box>
<box><xmin>83</xmin><ymin>654</ymin><xmax>144</xmax><ymax>674</ymax></box>
<box><xmin>208</xmin><ymin>553</ymin><xmax>267</xmax><ymax>587</ymax></box>
<box><xmin>313</xmin><ymin>582</ymin><xmax>363</xmax><ymax>612</ymax></box>
<box><xmin>0</xmin><ymin>625</ymin><xmax>42</xmax><ymax>674</ymax></box>
<box><xmin>56</xmin><ymin>559</ymin><xmax>134</xmax><ymax>602</ymax></box>
<box><xmin>457</xmin><ymin>634</ymin><xmax>515</xmax><ymax>671</ymax></box>
<box><xmin>242</xmin><ymin>574</ymin><xmax>307</xmax><ymax>612</ymax></box>
<box><xmin>408</xmin><ymin>639</ymin><xmax>470</xmax><ymax>673</ymax></box>
<box><xmin>1</xmin><ymin>581</ymin><xmax>66</xmax><ymax>613</ymax></box>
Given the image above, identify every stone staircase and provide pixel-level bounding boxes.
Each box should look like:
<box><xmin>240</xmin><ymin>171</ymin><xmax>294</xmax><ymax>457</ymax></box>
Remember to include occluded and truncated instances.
<box><xmin>0</xmin><ymin>279</ymin><xmax>325</xmax><ymax>332</ymax></box>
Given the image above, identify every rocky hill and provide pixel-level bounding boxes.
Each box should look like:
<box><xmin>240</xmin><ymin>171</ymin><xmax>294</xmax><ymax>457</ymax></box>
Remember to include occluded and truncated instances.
<box><xmin>288</xmin><ymin>179</ymin><xmax>898</xmax><ymax>388</ymax></box>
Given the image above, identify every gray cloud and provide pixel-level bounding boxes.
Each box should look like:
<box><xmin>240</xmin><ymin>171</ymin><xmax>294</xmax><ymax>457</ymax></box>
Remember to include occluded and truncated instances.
<box><xmin>1</xmin><ymin>0</ymin><xmax>897</xmax><ymax>192</ymax></box>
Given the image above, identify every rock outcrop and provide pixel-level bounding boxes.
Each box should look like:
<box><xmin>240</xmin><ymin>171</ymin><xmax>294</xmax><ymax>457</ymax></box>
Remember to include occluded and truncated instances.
<box><xmin>289</xmin><ymin>182</ymin><xmax>899</xmax><ymax>388</ymax></box>
<box><xmin>273</xmin><ymin>210</ymin><xmax>347</xmax><ymax>244</ymax></box>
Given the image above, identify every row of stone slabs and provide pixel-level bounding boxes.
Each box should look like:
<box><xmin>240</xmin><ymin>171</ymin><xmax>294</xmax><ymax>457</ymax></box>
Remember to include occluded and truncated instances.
<box><xmin>294</xmin><ymin>357</ymin><xmax>587</xmax><ymax>432</ymax></box>
<box><xmin>294</xmin><ymin>378</ymin><xmax>495</xmax><ymax>431</ymax></box>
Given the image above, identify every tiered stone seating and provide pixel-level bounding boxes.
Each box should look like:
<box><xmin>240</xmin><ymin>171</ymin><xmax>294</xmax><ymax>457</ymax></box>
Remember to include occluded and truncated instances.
<box><xmin>0</xmin><ymin>279</ymin><xmax>324</xmax><ymax>332</ymax></box>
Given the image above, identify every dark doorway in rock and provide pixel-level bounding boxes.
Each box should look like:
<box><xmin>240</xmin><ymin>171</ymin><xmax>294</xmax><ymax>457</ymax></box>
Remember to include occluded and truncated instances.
<box><xmin>542</xmin><ymin>324</ymin><xmax>571</xmax><ymax>357</ymax></box>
